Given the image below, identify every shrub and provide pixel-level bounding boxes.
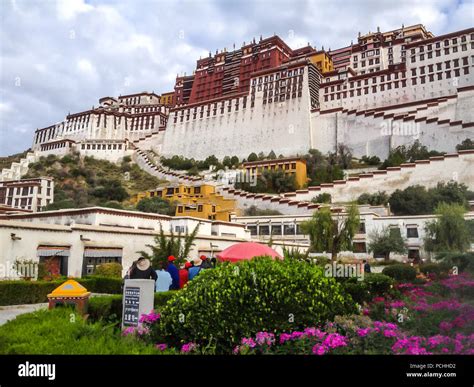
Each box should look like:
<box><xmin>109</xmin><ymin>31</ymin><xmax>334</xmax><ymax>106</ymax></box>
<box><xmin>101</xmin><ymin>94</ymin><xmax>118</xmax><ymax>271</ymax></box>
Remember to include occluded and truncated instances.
<box><xmin>88</xmin><ymin>292</ymin><xmax>175</xmax><ymax>323</ymax></box>
<box><xmin>357</xmin><ymin>191</ymin><xmax>389</xmax><ymax>206</ymax></box>
<box><xmin>340</xmin><ymin>274</ymin><xmax>395</xmax><ymax>304</ymax></box>
<box><xmin>136</xmin><ymin>197</ymin><xmax>176</xmax><ymax>215</ymax></box>
<box><xmin>88</xmin><ymin>295</ymin><xmax>123</xmax><ymax>323</ymax></box>
<box><xmin>94</xmin><ymin>263</ymin><xmax>123</xmax><ymax>278</ymax></box>
<box><xmin>434</xmin><ymin>252</ymin><xmax>474</xmax><ymax>273</ymax></box>
<box><xmin>419</xmin><ymin>263</ymin><xmax>448</xmax><ymax>278</ymax></box>
<box><xmin>0</xmin><ymin>280</ymin><xmax>62</xmax><ymax>306</ymax></box>
<box><xmin>0</xmin><ymin>276</ymin><xmax>123</xmax><ymax>306</ymax></box>
<box><xmin>312</xmin><ymin>193</ymin><xmax>332</xmax><ymax>204</ymax></box>
<box><xmin>382</xmin><ymin>264</ymin><xmax>417</xmax><ymax>282</ymax></box>
<box><xmin>360</xmin><ymin>155</ymin><xmax>381</xmax><ymax>166</ymax></box>
<box><xmin>78</xmin><ymin>276</ymin><xmax>123</xmax><ymax>294</ymax></box>
<box><xmin>156</xmin><ymin>258</ymin><xmax>357</xmax><ymax>352</ymax></box>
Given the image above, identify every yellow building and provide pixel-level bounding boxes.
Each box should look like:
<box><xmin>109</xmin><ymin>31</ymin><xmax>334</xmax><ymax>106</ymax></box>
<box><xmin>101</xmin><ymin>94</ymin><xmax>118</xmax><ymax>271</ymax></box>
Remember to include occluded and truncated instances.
<box><xmin>308</xmin><ymin>51</ymin><xmax>334</xmax><ymax>74</ymax></box>
<box><xmin>242</xmin><ymin>157</ymin><xmax>308</xmax><ymax>189</ymax></box>
<box><xmin>160</xmin><ymin>92</ymin><xmax>175</xmax><ymax>106</ymax></box>
<box><xmin>130</xmin><ymin>183</ymin><xmax>237</xmax><ymax>222</ymax></box>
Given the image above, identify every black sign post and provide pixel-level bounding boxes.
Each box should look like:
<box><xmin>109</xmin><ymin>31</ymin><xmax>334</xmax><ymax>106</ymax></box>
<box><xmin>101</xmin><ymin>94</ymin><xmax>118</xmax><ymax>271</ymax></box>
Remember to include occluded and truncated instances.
<box><xmin>122</xmin><ymin>286</ymin><xmax>140</xmax><ymax>327</ymax></box>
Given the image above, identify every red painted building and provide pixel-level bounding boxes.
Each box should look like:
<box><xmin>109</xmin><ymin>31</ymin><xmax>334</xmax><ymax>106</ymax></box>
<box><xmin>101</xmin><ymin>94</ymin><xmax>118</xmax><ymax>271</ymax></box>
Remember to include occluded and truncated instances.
<box><xmin>175</xmin><ymin>36</ymin><xmax>294</xmax><ymax>105</ymax></box>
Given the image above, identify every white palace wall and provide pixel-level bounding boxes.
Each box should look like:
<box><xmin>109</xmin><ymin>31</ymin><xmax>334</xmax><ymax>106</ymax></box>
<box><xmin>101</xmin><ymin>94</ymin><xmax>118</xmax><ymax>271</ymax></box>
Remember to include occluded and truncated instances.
<box><xmin>160</xmin><ymin>67</ymin><xmax>313</xmax><ymax>159</ymax></box>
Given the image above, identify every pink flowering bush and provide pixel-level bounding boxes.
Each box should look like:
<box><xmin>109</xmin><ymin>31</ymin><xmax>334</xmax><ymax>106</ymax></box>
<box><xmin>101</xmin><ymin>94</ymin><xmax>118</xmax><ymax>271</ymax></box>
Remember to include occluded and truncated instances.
<box><xmin>392</xmin><ymin>334</ymin><xmax>474</xmax><ymax>355</ymax></box>
<box><xmin>232</xmin><ymin>320</ymin><xmax>474</xmax><ymax>355</ymax></box>
<box><xmin>118</xmin><ymin>272</ymin><xmax>473</xmax><ymax>355</ymax></box>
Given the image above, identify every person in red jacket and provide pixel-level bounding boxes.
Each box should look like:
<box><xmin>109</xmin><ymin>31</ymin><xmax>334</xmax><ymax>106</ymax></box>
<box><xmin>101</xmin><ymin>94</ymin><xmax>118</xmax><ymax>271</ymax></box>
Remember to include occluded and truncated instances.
<box><xmin>179</xmin><ymin>261</ymin><xmax>192</xmax><ymax>289</ymax></box>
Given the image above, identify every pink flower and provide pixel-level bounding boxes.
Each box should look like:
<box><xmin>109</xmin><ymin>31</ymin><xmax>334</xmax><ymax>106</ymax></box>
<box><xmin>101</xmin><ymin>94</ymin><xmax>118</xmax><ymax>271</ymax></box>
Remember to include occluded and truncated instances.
<box><xmin>279</xmin><ymin>333</ymin><xmax>292</xmax><ymax>344</ymax></box>
<box><xmin>312</xmin><ymin>344</ymin><xmax>326</xmax><ymax>355</ymax></box>
<box><xmin>290</xmin><ymin>331</ymin><xmax>305</xmax><ymax>339</ymax></box>
<box><xmin>389</xmin><ymin>301</ymin><xmax>405</xmax><ymax>309</ymax></box>
<box><xmin>181</xmin><ymin>342</ymin><xmax>197</xmax><ymax>353</ymax></box>
<box><xmin>255</xmin><ymin>332</ymin><xmax>275</xmax><ymax>346</ymax></box>
<box><xmin>323</xmin><ymin>333</ymin><xmax>347</xmax><ymax>349</ymax></box>
<box><xmin>356</xmin><ymin>328</ymin><xmax>371</xmax><ymax>337</ymax></box>
<box><xmin>122</xmin><ymin>326</ymin><xmax>136</xmax><ymax>336</ymax></box>
<box><xmin>139</xmin><ymin>310</ymin><xmax>161</xmax><ymax>324</ymax></box>
<box><xmin>383</xmin><ymin>330</ymin><xmax>397</xmax><ymax>338</ymax></box>
<box><xmin>241</xmin><ymin>337</ymin><xmax>257</xmax><ymax>348</ymax></box>
<box><xmin>439</xmin><ymin>321</ymin><xmax>453</xmax><ymax>331</ymax></box>
<box><xmin>155</xmin><ymin>343</ymin><xmax>168</xmax><ymax>351</ymax></box>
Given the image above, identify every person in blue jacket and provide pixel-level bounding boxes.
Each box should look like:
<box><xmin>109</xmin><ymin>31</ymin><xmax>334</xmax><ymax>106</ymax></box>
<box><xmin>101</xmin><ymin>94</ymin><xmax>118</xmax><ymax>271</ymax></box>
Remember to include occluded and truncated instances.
<box><xmin>155</xmin><ymin>261</ymin><xmax>172</xmax><ymax>292</ymax></box>
<box><xmin>166</xmin><ymin>255</ymin><xmax>180</xmax><ymax>290</ymax></box>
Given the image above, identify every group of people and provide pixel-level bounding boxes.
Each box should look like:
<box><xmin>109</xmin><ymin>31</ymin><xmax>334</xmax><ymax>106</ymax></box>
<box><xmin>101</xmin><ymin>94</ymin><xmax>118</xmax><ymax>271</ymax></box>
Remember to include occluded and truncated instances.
<box><xmin>125</xmin><ymin>255</ymin><xmax>216</xmax><ymax>292</ymax></box>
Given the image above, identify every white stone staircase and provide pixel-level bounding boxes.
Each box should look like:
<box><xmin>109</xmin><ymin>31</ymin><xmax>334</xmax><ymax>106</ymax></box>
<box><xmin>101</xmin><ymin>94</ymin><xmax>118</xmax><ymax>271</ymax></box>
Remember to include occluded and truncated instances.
<box><xmin>133</xmin><ymin>148</ymin><xmax>203</xmax><ymax>184</ymax></box>
<box><xmin>0</xmin><ymin>152</ymin><xmax>38</xmax><ymax>181</ymax></box>
<box><xmin>217</xmin><ymin>150</ymin><xmax>474</xmax><ymax>214</ymax></box>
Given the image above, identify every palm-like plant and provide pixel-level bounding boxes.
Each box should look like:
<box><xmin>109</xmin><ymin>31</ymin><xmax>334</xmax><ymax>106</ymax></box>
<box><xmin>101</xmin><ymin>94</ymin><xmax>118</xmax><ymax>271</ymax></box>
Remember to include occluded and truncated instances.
<box><xmin>138</xmin><ymin>223</ymin><xmax>200</xmax><ymax>267</ymax></box>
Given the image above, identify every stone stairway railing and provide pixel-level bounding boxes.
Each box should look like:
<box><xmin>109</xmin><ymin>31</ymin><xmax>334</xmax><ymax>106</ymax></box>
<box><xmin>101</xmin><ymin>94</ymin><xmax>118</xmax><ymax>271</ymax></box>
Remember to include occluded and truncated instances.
<box><xmin>133</xmin><ymin>148</ymin><xmax>203</xmax><ymax>183</ymax></box>
<box><xmin>0</xmin><ymin>152</ymin><xmax>37</xmax><ymax>181</ymax></box>
<box><xmin>217</xmin><ymin>150</ymin><xmax>474</xmax><ymax>214</ymax></box>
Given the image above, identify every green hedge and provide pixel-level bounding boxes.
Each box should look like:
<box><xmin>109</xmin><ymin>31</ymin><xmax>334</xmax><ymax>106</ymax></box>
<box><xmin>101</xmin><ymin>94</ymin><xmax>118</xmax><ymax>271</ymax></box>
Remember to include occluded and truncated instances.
<box><xmin>419</xmin><ymin>263</ymin><xmax>449</xmax><ymax>277</ymax></box>
<box><xmin>88</xmin><ymin>292</ymin><xmax>175</xmax><ymax>323</ymax></box>
<box><xmin>382</xmin><ymin>264</ymin><xmax>417</xmax><ymax>282</ymax></box>
<box><xmin>78</xmin><ymin>276</ymin><xmax>122</xmax><ymax>294</ymax></box>
<box><xmin>0</xmin><ymin>276</ymin><xmax>123</xmax><ymax>306</ymax></box>
<box><xmin>339</xmin><ymin>273</ymin><xmax>395</xmax><ymax>304</ymax></box>
<box><xmin>0</xmin><ymin>280</ymin><xmax>61</xmax><ymax>306</ymax></box>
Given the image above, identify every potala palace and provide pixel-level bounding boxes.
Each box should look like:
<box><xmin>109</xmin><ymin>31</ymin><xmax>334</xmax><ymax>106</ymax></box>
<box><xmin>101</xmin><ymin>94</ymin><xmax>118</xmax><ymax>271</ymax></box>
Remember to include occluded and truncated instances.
<box><xmin>1</xmin><ymin>24</ymin><xmax>474</xmax><ymax>274</ymax></box>
<box><xmin>29</xmin><ymin>24</ymin><xmax>474</xmax><ymax>161</ymax></box>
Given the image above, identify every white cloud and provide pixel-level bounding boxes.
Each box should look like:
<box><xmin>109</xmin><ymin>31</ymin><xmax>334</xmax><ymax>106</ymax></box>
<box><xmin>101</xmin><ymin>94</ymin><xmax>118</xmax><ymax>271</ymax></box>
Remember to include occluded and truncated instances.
<box><xmin>56</xmin><ymin>0</ymin><xmax>93</xmax><ymax>21</ymax></box>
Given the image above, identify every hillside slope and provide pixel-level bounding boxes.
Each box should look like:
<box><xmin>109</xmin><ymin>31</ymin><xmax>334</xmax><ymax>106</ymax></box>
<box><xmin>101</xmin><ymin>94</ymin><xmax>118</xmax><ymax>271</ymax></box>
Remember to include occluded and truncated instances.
<box><xmin>22</xmin><ymin>153</ymin><xmax>166</xmax><ymax>210</ymax></box>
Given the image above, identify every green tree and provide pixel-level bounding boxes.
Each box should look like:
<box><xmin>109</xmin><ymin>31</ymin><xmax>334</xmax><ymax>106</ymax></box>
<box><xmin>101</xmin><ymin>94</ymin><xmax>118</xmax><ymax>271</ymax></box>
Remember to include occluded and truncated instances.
<box><xmin>389</xmin><ymin>182</ymin><xmax>471</xmax><ymax>215</ymax></box>
<box><xmin>336</xmin><ymin>144</ymin><xmax>353</xmax><ymax>169</ymax></box>
<box><xmin>311</xmin><ymin>193</ymin><xmax>332</xmax><ymax>204</ymax></box>
<box><xmin>91</xmin><ymin>179</ymin><xmax>129</xmax><ymax>202</ymax></box>
<box><xmin>261</xmin><ymin>169</ymin><xmax>297</xmax><ymax>193</ymax></box>
<box><xmin>389</xmin><ymin>185</ymin><xmax>433</xmax><ymax>215</ymax></box>
<box><xmin>304</xmin><ymin>149</ymin><xmax>345</xmax><ymax>186</ymax></box>
<box><xmin>136</xmin><ymin>197</ymin><xmax>176</xmax><ymax>216</ymax></box>
<box><xmin>456</xmin><ymin>138</ymin><xmax>474</xmax><ymax>151</ymax></box>
<box><xmin>300</xmin><ymin>204</ymin><xmax>360</xmax><ymax>261</ymax></box>
<box><xmin>424</xmin><ymin>203</ymin><xmax>471</xmax><ymax>254</ymax></box>
<box><xmin>138</xmin><ymin>224</ymin><xmax>199</xmax><ymax>267</ymax></box>
<box><xmin>222</xmin><ymin>156</ymin><xmax>232</xmax><ymax>168</ymax></box>
<box><xmin>230</xmin><ymin>156</ymin><xmax>239</xmax><ymax>167</ymax></box>
<box><xmin>247</xmin><ymin>152</ymin><xmax>258</xmax><ymax>162</ymax></box>
<box><xmin>360</xmin><ymin>155</ymin><xmax>381</xmax><ymax>166</ymax></box>
<box><xmin>379</xmin><ymin>140</ymin><xmax>444</xmax><ymax>169</ymax></box>
<box><xmin>357</xmin><ymin>191</ymin><xmax>389</xmax><ymax>206</ymax></box>
<box><xmin>368</xmin><ymin>227</ymin><xmax>407</xmax><ymax>261</ymax></box>
<box><xmin>267</xmin><ymin>150</ymin><xmax>277</xmax><ymax>159</ymax></box>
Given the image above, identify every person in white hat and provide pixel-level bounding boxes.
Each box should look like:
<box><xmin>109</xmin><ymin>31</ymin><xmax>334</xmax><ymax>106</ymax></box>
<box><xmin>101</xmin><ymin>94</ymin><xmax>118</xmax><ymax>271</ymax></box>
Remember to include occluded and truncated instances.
<box><xmin>188</xmin><ymin>256</ymin><xmax>203</xmax><ymax>280</ymax></box>
<box><xmin>129</xmin><ymin>257</ymin><xmax>158</xmax><ymax>281</ymax></box>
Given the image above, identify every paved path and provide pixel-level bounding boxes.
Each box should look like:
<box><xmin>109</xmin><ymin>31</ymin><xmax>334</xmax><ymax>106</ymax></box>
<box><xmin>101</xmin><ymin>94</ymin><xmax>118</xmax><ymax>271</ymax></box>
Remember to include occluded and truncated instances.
<box><xmin>0</xmin><ymin>303</ymin><xmax>48</xmax><ymax>326</ymax></box>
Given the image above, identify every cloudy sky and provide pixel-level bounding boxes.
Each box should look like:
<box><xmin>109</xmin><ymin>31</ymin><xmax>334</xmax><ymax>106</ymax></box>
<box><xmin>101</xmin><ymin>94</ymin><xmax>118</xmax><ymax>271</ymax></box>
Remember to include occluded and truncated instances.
<box><xmin>0</xmin><ymin>0</ymin><xmax>472</xmax><ymax>156</ymax></box>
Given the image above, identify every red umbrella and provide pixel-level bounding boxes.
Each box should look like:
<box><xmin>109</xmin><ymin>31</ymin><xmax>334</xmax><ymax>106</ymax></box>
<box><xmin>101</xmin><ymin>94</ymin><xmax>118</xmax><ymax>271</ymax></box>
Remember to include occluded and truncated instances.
<box><xmin>217</xmin><ymin>242</ymin><xmax>282</xmax><ymax>262</ymax></box>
